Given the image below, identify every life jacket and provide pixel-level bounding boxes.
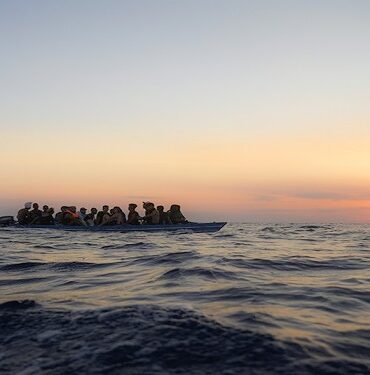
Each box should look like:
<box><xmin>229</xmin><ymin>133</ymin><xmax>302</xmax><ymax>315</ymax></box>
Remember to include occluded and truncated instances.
<box><xmin>65</xmin><ymin>209</ymin><xmax>79</xmax><ymax>219</ymax></box>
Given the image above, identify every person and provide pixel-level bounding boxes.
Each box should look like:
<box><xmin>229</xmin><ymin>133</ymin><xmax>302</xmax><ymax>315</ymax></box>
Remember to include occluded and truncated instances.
<box><xmin>55</xmin><ymin>206</ymin><xmax>68</xmax><ymax>224</ymax></box>
<box><xmin>168</xmin><ymin>204</ymin><xmax>187</xmax><ymax>224</ymax></box>
<box><xmin>142</xmin><ymin>202</ymin><xmax>160</xmax><ymax>225</ymax></box>
<box><xmin>63</xmin><ymin>206</ymin><xmax>80</xmax><ymax>225</ymax></box>
<box><xmin>84</xmin><ymin>208</ymin><xmax>97</xmax><ymax>226</ymax></box>
<box><xmin>105</xmin><ymin>207</ymin><xmax>126</xmax><ymax>225</ymax></box>
<box><xmin>39</xmin><ymin>205</ymin><xmax>55</xmax><ymax>225</ymax></box>
<box><xmin>157</xmin><ymin>205</ymin><xmax>172</xmax><ymax>225</ymax></box>
<box><xmin>17</xmin><ymin>202</ymin><xmax>32</xmax><ymax>225</ymax></box>
<box><xmin>29</xmin><ymin>203</ymin><xmax>42</xmax><ymax>224</ymax></box>
<box><xmin>96</xmin><ymin>205</ymin><xmax>110</xmax><ymax>225</ymax></box>
<box><xmin>127</xmin><ymin>203</ymin><xmax>141</xmax><ymax>225</ymax></box>
<box><xmin>78</xmin><ymin>207</ymin><xmax>88</xmax><ymax>226</ymax></box>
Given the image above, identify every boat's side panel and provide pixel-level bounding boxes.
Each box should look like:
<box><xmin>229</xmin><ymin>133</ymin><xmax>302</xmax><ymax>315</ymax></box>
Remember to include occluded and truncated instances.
<box><xmin>11</xmin><ymin>222</ymin><xmax>227</xmax><ymax>233</ymax></box>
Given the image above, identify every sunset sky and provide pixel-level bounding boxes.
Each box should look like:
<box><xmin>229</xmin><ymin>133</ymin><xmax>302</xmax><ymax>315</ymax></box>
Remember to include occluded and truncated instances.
<box><xmin>1</xmin><ymin>0</ymin><xmax>369</xmax><ymax>222</ymax></box>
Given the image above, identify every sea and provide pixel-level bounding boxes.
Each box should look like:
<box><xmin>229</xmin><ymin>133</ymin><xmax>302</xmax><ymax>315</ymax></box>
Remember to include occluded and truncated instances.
<box><xmin>0</xmin><ymin>223</ymin><xmax>369</xmax><ymax>375</ymax></box>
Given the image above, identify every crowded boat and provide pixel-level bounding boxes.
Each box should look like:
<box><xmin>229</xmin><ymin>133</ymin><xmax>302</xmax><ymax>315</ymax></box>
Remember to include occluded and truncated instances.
<box><xmin>16</xmin><ymin>202</ymin><xmax>188</xmax><ymax>227</ymax></box>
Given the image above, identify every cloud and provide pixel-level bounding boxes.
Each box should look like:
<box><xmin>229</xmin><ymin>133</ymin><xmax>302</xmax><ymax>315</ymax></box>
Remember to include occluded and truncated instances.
<box><xmin>290</xmin><ymin>190</ymin><xmax>370</xmax><ymax>201</ymax></box>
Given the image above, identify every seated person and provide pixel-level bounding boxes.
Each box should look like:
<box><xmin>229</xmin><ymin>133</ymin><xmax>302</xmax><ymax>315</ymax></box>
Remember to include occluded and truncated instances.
<box><xmin>168</xmin><ymin>204</ymin><xmax>187</xmax><ymax>224</ymax></box>
<box><xmin>17</xmin><ymin>202</ymin><xmax>32</xmax><ymax>225</ymax></box>
<box><xmin>84</xmin><ymin>208</ymin><xmax>98</xmax><ymax>226</ymax></box>
<box><xmin>105</xmin><ymin>207</ymin><xmax>126</xmax><ymax>225</ymax></box>
<box><xmin>96</xmin><ymin>205</ymin><xmax>110</xmax><ymax>225</ymax></box>
<box><xmin>55</xmin><ymin>206</ymin><xmax>68</xmax><ymax>224</ymax></box>
<box><xmin>78</xmin><ymin>207</ymin><xmax>88</xmax><ymax>226</ymax></box>
<box><xmin>63</xmin><ymin>206</ymin><xmax>81</xmax><ymax>225</ymax></box>
<box><xmin>39</xmin><ymin>206</ymin><xmax>55</xmax><ymax>225</ymax></box>
<box><xmin>157</xmin><ymin>206</ymin><xmax>172</xmax><ymax>225</ymax></box>
<box><xmin>29</xmin><ymin>203</ymin><xmax>42</xmax><ymax>224</ymax></box>
<box><xmin>127</xmin><ymin>203</ymin><xmax>141</xmax><ymax>225</ymax></box>
<box><xmin>142</xmin><ymin>202</ymin><xmax>160</xmax><ymax>225</ymax></box>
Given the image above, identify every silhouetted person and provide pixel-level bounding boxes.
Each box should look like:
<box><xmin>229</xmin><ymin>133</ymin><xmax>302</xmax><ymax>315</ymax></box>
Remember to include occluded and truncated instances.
<box><xmin>55</xmin><ymin>206</ymin><xmax>68</xmax><ymax>224</ymax></box>
<box><xmin>96</xmin><ymin>205</ymin><xmax>110</xmax><ymax>225</ymax></box>
<box><xmin>157</xmin><ymin>206</ymin><xmax>172</xmax><ymax>225</ymax></box>
<box><xmin>29</xmin><ymin>203</ymin><xmax>42</xmax><ymax>224</ymax></box>
<box><xmin>63</xmin><ymin>206</ymin><xmax>80</xmax><ymax>225</ymax></box>
<box><xmin>84</xmin><ymin>208</ymin><xmax>97</xmax><ymax>226</ymax></box>
<box><xmin>17</xmin><ymin>202</ymin><xmax>32</xmax><ymax>225</ymax></box>
<box><xmin>168</xmin><ymin>204</ymin><xmax>187</xmax><ymax>224</ymax></box>
<box><xmin>106</xmin><ymin>207</ymin><xmax>126</xmax><ymax>225</ymax></box>
<box><xmin>39</xmin><ymin>205</ymin><xmax>54</xmax><ymax>225</ymax></box>
<box><xmin>127</xmin><ymin>203</ymin><xmax>141</xmax><ymax>225</ymax></box>
<box><xmin>142</xmin><ymin>202</ymin><xmax>160</xmax><ymax>225</ymax></box>
<box><xmin>78</xmin><ymin>207</ymin><xmax>88</xmax><ymax>226</ymax></box>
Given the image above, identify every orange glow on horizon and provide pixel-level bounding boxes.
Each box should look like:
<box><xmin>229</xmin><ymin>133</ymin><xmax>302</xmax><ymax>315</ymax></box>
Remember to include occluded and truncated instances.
<box><xmin>1</xmin><ymin>132</ymin><xmax>369</xmax><ymax>222</ymax></box>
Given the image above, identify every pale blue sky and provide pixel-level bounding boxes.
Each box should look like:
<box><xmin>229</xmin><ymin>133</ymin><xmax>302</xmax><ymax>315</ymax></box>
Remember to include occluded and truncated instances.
<box><xmin>1</xmin><ymin>0</ymin><xmax>369</xmax><ymax>137</ymax></box>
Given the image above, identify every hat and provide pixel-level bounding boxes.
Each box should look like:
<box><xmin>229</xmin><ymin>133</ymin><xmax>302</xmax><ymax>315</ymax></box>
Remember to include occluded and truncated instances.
<box><xmin>129</xmin><ymin>203</ymin><xmax>137</xmax><ymax>208</ymax></box>
<box><xmin>25</xmin><ymin>202</ymin><xmax>32</xmax><ymax>209</ymax></box>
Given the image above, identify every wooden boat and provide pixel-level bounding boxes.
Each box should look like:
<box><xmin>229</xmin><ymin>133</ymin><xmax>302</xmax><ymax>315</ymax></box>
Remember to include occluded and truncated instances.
<box><xmin>1</xmin><ymin>219</ymin><xmax>227</xmax><ymax>233</ymax></box>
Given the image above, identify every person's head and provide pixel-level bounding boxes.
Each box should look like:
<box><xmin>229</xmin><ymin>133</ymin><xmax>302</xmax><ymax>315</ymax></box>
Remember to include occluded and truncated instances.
<box><xmin>143</xmin><ymin>201</ymin><xmax>154</xmax><ymax>209</ymax></box>
<box><xmin>129</xmin><ymin>203</ymin><xmax>137</xmax><ymax>211</ymax></box>
<box><xmin>43</xmin><ymin>205</ymin><xmax>49</xmax><ymax>212</ymax></box>
<box><xmin>157</xmin><ymin>205</ymin><xmax>164</xmax><ymax>212</ymax></box>
<box><xmin>33</xmin><ymin>203</ymin><xmax>39</xmax><ymax>210</ymax></box>
<box><xmin>110</xmin><ymin>208</ymin><xmax>114</xmax><ymax>215</ymax></box>
<box><xmin>80</xmin><ymin>207</ymin><xmax>87</xmax><ymax>214</ymax></box>
<box><xmin>70</xmin><ymin>206</ymin><xmax>77</xmax><ymax>213</ymax></box>
<box><xmin>145</xmin><ymin>202</ymin><xmax>155</xmax><ymax>212</ymax></box>
<box><xmin>103</xmin><ymin>205</ymin><xmax>109</xmax><ymax>212</ymax></box>
<box><xmin>170</xmin><ymin>204</ymin><xmax>180</xmax><ymax>212</ymax></box>
<box><xmin>91</xmin><ymin>208</ymin><xmax>97</xmax><ymax>215</ymax></box>
<box><xmin>48</xmin><ymin>207</ymin><xmax>54</xmax><ymax>215</ymax></box>
<box><xmin>24</xmin><ymin>202</ymin><xmax>32</xmax><ymax>210</ymax></box>
<box><xmin>61</xmin><ymin>206</ymin><xmax>68</xmax><ymax>212</ymax></box>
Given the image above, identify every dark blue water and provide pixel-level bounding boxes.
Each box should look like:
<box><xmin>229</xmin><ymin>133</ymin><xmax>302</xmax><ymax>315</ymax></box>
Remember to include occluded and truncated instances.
<box><xmin>1</xmin><ymin>224</ymin><xmax>369</xmax><ymax>374</ymax></box>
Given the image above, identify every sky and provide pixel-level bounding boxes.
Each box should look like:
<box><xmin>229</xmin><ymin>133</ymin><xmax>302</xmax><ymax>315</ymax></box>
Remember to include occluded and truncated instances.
<box><xmin>0</xmin><ymin>0</ymin><xmax>369</xmax><ymax>222</ymax></box>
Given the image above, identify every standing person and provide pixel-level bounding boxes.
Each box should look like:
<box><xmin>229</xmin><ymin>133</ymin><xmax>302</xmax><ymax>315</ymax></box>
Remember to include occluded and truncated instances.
<box><xmin>127</xmin><ymin>204</ymin><xmax>141</xmax><ymax>225</ymax></box>
<box><xmin>29</xmin><ymin>203</ymin><xmax>42</xmax><ymax>224</ymax></box>
<box><xmin>168</xmin><ymin>204</ymin><xmax>187</xmax><ymax>224</ymax></box>
<box><xmin>17</xmin><ymin>202</ymin><xmax>32</xmax><ymax>225</ymax></box>
<box><xmin>157</xmin><ymin>206</ymin><xmax>172</xmax><ymax>225</ymax></box>
<box><xmin>96</xmin><ymin>205</ymin><xmax>110</xmax><ymax>226</ymax></box>
<box><xmin>84</xmin><ymin>208</ymin><xmax>97</xmax><ymax>226</ymax></box>
<box><xmin>142</xmin><ymin>202</ymin><xmax>160</xmax><ymax>225</ymax></box>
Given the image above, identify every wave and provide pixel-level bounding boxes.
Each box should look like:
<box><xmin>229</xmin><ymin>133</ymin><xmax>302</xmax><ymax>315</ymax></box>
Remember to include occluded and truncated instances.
<box><xmin>219</xmin><ymin>257</ymin><xmax>369</xmax><ymax>271</ymax></box>
<box><xmin>0</xmin><ymin>299</ymin><xmax>38</xmax><ymax>310</ymax></box>
<box><xmin>1</xmin><ymin>303</ymin><xmax>368</xmax><ymax>375</ymax></box>
<box><xmin>33</xmin><ymin>244</ymin><xmax>57</xmax><ymax>249</ymax></box>
<box><xmin>0</xmin><ymin>262</ymin><xmax>46</xmax><ymax>271</ymax></box>
<box><xmin>0</xmin><ymin>261</ymin><xmax>117</xmax><ymax>272</ymax></box>
<box><xmin>101</xmin><ymin>242</ymin><xmax>157</xmax><ymax>250</ymax></box>
<box><xmin>126</xmin><ymin>251</ymin><xmax>201</xmax><ymax>267</ymax></box>
<box><xmin>159</xmin><ymin>266</ymin><xmax>238</xmax><ymax>281</ymax></box>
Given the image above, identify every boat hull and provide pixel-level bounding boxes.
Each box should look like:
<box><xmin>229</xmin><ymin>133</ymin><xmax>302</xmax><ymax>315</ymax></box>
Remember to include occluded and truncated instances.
<box><xmin>12</xmin><ymin>222</ymin><xmax>227</xmax><ymax>233</ymax></box>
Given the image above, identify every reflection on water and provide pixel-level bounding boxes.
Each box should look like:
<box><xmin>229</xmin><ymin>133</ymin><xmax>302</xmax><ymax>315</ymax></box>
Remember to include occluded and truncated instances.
<box><xmin>0</xmin><ymin>224</ymin><xmax>369</xmax><ymax>374</ymax></box>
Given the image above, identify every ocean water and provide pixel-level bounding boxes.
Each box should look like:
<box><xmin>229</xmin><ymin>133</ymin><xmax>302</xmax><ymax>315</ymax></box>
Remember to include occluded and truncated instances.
<box><xmin>0</xmin><ymin>223</ymin><xmax>369</xmax><ymax>375</ymax></box>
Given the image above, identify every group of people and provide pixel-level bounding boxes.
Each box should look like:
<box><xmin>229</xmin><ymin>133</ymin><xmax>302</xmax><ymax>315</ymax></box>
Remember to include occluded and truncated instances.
<box><xmin>17</xmin><ymin>202</ymin><xmax>188</xmax><ymax>227</ymax></box>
